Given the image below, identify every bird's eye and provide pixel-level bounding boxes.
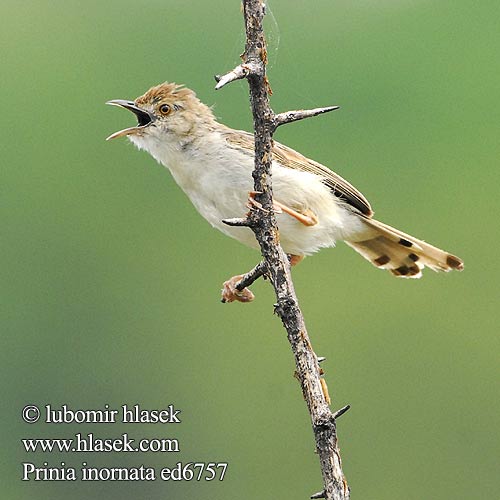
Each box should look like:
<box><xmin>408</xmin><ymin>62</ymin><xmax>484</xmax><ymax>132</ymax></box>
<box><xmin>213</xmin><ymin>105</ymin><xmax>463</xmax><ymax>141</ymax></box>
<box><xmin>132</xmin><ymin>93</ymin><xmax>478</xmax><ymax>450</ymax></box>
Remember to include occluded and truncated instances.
<box><xmin>159</xmin><ymin>104</ymin><xmax>171</xmax><ymax>116</ymax></box>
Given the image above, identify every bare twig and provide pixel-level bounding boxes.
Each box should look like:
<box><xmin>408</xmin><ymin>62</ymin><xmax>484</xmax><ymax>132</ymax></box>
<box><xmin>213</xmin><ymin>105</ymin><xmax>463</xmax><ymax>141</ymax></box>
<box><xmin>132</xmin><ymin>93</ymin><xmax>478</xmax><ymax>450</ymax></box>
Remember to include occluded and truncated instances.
<box><xmin>235</xmin><ymin>260</ymin><xmax>268</xmax><ymax>291</ymax></box>
<box><xmin>217</xmin><ymin>1</ymin><xmax>350</xmax><ymax>499</ymax></box>
<box><xmin>215</xmin><ymin>64</ymin><xmax>248</xmax><ymax>90</ymax></box>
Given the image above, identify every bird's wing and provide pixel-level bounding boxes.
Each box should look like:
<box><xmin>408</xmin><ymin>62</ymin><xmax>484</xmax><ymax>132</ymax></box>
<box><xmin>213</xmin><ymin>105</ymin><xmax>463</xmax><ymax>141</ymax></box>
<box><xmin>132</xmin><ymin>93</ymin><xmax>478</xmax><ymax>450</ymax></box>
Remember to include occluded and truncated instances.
<box><xmin>222</xmin><ymin>128</ymin><xmax>373</xmax><ymax>217</ymax></box>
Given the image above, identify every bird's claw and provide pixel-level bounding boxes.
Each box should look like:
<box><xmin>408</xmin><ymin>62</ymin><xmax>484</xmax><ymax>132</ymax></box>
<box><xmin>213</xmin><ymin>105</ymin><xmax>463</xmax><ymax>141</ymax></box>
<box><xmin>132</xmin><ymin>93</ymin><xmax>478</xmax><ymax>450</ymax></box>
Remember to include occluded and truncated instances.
<box><xmin>221</xmin><ymin>275</ymin><xmax>255</xmax><ymax>303</ymax></box>
<box><xmin>246</xmin><ymin>191</ymin><xmax>269</xmax><ymax>213</ymax></box>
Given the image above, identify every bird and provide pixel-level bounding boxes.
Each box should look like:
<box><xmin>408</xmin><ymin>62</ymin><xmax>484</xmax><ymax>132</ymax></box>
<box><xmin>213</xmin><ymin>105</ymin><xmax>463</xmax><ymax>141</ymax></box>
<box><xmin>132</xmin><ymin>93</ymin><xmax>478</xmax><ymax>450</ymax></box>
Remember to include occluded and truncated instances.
<box><xmin>106</xmin><ymin>82</ymin><xmax>463</xmax><ymax>295</ymax></box>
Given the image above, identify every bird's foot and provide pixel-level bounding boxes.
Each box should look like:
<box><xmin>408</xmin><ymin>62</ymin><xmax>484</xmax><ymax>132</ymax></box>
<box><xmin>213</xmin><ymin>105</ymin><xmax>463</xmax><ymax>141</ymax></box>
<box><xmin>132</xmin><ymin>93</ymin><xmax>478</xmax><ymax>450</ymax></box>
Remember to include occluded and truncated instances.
<box><xmin>221</xmin><ymin>275</ymin><xmax>255</xmax><ymax>303</ymax></box>
<box><xmin>246</xmin><ymin>191</ymin><xmax>270</xmax><ymax>213</ymax></box>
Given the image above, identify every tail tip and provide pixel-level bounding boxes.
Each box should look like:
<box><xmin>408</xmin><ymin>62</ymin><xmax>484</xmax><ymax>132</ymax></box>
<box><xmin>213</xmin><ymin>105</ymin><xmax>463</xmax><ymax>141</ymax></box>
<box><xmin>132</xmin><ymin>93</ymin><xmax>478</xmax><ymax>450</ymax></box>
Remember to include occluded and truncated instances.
<box><xmin>446</xmin><ymin>254</ymin><xmax>464</xmax><ymax>271</ymax></box>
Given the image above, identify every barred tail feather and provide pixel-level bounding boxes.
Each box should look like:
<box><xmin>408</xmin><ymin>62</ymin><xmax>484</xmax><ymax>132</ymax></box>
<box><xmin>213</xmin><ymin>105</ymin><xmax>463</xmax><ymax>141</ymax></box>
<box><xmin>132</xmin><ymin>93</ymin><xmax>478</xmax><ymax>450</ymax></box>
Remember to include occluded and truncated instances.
<box><xmin>346</xmin><ymin>218</ymin><xmax>464</xmax><ymax>278</ymax></box>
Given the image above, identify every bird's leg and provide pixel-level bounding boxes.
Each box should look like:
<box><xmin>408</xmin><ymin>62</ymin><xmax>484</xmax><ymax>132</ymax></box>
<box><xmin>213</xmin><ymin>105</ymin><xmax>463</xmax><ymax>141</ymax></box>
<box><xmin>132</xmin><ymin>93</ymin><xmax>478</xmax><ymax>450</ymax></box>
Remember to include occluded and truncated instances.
<box><xmin>273</xmin><ymin>201</ymin><xmax>318</xmax><ymax>227</ymax></box>
<box><xmin>246</xmin><ymin>192</ymin><xmax>317</xmax><ymax>227</ymax></box>
<box><xmin>288</xmin><ymin>254</ymin><xmax>304</xmax><ymax>266</ymax></box>
<box><xmin>222</xmin><ymin>194</ymin><xmax>308</xmax><ymax>303</ymax></box>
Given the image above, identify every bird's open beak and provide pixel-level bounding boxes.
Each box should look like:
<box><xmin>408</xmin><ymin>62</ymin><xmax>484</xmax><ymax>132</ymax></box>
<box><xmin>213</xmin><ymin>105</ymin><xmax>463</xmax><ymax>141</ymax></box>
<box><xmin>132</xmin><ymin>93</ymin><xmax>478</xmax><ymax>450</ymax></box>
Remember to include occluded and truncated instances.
<box><xmin>105</xmin><ymin>100</ymin><xmax>154</xmax><ymax>140</ymax></box>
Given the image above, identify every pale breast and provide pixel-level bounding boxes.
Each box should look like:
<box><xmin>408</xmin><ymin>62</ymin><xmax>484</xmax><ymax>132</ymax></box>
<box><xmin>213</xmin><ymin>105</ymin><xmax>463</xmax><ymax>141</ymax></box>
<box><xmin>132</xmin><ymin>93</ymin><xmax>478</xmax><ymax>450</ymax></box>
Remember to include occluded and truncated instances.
<box><xmin>131</xmin><ymin>130</ymin><xmax>368</xmax><ymax>255</ymax></box>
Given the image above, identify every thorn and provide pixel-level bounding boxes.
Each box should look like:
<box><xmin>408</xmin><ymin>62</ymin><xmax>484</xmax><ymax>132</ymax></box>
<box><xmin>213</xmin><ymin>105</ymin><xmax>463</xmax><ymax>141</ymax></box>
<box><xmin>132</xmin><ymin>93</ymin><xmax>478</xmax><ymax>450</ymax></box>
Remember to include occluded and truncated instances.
<box><xmin>311</xmin><ymin>490</ymin><xmax>326</xmax><ymax>499</ymax></box>
<box><xmin>332</xmin><ymin>404</ymin><xmax>351</xmax><ymax>420</ymax></box>
<box><xmin>222</xmin><ymin>217</ymin><xmax>251</xmax><ymax>227</ymax></box>
<box><xmin>274</xmin><ymin>105</ymin><xmax>340</xmax><ymax>129</ymax></box>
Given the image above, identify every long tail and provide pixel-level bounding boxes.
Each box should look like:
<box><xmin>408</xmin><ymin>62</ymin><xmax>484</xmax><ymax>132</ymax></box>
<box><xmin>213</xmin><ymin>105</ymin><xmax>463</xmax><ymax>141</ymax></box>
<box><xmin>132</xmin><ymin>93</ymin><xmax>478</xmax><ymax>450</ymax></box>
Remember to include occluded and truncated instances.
<box><xmin>346</xmin><ymin>218</ymin><xmax>464</xmax><ymax>278</ymax></box>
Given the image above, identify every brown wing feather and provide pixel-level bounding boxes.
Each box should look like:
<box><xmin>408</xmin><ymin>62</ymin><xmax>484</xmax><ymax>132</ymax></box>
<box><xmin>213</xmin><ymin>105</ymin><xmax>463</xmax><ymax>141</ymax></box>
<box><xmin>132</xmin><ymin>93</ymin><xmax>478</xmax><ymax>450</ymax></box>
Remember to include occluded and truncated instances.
<box><xmin>222</xmin><ymin>127</ymin><xmax>373</xmax><ymax>216</ymax></box>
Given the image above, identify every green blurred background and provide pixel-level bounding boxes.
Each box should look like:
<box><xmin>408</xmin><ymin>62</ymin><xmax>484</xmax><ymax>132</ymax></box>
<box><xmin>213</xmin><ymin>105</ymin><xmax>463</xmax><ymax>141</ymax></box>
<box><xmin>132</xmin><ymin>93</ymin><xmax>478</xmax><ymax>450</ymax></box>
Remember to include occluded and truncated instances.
<box><xmin>1</xmin><ymin>0</ymin><xmax>498</xmax><ymax>498</ymax></box>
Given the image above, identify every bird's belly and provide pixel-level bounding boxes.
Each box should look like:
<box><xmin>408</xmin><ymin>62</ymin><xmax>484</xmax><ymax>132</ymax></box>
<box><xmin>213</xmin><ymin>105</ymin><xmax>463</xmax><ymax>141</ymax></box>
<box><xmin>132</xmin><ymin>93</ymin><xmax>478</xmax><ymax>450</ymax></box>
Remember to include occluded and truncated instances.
<box><xmin>164</xmin><ymin>151</ymin><xmax>366</xmax><ymax>255</ymax></box>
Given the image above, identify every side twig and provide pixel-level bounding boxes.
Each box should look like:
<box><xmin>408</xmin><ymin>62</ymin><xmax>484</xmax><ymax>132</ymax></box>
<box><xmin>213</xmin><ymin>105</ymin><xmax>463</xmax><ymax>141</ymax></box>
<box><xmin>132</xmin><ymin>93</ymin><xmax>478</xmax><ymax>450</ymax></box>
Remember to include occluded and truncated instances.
<box><xmin>235</xmin><ymin>261</ymin><xmax>268</xmax><ymax>291</ymax></box>
<box><xmin>216</xmin><ymin>1</ymin><xmax>350</xmax><ymax>499</ymax></box>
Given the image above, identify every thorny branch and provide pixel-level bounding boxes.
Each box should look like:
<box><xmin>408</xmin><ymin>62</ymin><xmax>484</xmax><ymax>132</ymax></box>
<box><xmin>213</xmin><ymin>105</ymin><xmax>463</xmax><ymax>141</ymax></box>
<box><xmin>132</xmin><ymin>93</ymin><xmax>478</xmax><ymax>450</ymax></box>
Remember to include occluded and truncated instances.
<box><xmin>216</xmin><ymin>1</ymin><xmax>350</xmax><ymax>499</ymax></box>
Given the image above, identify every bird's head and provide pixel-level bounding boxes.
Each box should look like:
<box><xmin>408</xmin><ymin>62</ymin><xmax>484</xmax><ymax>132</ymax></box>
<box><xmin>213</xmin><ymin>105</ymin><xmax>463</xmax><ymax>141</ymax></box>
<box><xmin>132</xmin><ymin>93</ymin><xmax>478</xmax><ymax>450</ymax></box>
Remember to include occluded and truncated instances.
<box><xmin>106</xmin><ymin>82</ymin><xmax>216</xmax><ymax>145</ymax></box>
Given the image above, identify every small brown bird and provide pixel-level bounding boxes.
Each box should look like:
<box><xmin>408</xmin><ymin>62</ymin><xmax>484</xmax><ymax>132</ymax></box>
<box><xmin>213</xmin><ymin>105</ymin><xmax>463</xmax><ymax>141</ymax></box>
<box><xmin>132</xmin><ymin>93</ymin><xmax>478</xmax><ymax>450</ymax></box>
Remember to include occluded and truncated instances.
<box><xmin>107</xmin><ymin>82</ymin><xmax>463</xmax><ymax>281</ymax></box>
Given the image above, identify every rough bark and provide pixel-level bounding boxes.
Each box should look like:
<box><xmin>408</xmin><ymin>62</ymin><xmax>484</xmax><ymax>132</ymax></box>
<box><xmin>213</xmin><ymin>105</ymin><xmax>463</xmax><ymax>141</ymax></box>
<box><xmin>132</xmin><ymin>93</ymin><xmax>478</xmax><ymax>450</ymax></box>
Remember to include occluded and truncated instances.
<box><xmin>216</xmin><ymin>1</ymin><xmax>350</xmax><ymax>498</ymax></box>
